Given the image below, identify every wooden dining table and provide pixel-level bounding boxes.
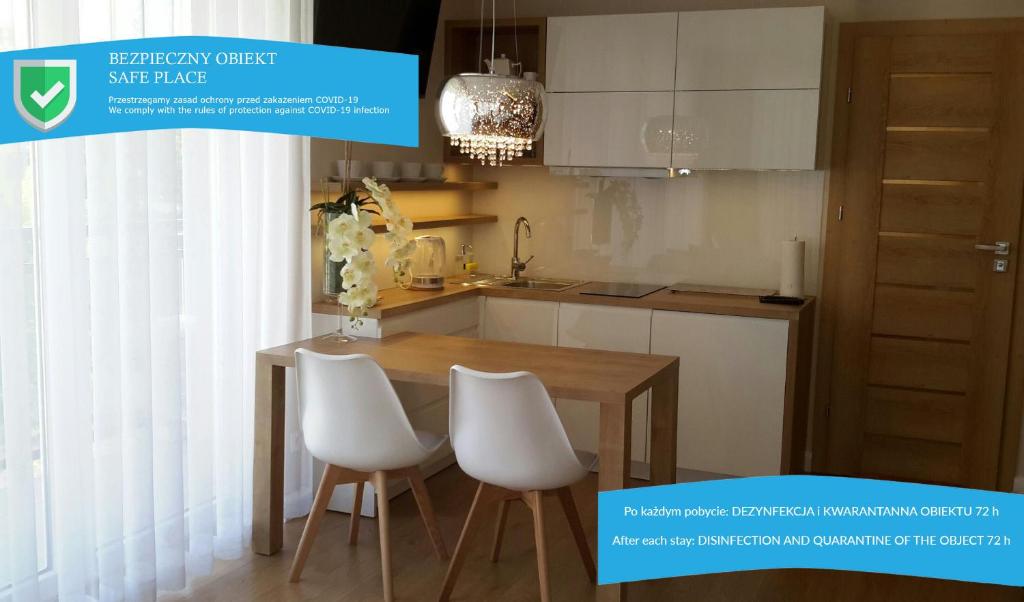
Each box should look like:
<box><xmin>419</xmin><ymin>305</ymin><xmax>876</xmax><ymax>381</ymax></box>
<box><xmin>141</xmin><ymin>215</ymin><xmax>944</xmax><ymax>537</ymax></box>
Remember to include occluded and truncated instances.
<box><xmin>253</xmin><ymin>331</ymin><xmax>679</xmax><ymax>602</ymax></box>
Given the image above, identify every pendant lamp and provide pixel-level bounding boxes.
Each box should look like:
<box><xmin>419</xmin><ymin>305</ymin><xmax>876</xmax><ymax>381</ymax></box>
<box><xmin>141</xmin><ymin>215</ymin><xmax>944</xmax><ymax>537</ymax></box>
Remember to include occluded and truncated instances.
<box><xmin>436</xmin><ymin>0</ymin><xmax>546</xmax><ymax>166</ymax></box>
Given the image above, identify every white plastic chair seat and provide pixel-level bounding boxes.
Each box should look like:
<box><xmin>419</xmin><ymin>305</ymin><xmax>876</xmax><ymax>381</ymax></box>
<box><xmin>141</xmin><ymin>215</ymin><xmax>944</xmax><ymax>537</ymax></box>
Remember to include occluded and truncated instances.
<box><xmin>294</xmin><ymin>350</ymin><xmax>448</xmax><ymax>472</ymax></box>
<box><xmin>449</xmin><ymin>365</ymin><xmax>589</xmax><ymax>491</ymax></box>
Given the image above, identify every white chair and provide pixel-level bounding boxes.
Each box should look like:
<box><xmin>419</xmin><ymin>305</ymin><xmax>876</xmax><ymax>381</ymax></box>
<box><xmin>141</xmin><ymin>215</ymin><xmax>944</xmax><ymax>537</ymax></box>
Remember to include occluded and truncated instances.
<box><xmin>439</xmin><ymin>365</ymin><xmax>596</xmax><ymax>602</ymax></box>
<box><xmin>290</xmin><ymin>350</ymin><xmax>449</xmax><ymax>602</ymax></box>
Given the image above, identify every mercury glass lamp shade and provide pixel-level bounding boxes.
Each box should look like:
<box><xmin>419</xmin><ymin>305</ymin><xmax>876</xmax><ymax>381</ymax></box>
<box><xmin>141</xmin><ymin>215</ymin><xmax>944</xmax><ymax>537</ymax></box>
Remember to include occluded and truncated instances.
<box><xmin>437</xmin><ymin>73</ymin><xmax>546</xmax><ymax>166</ymax></box>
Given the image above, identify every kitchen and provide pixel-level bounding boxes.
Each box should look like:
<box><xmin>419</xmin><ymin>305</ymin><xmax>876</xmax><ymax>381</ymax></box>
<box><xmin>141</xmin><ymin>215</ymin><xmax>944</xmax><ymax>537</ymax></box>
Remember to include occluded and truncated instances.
<box><xmin>3</xmin><ymin>1</ymin><xmax>1024</xmax><ymax>601</ymax></box>
<box><xmin>286</xmin><ymin>1</ymin><xmax>1024</xmax><ymax>600</ymax></box>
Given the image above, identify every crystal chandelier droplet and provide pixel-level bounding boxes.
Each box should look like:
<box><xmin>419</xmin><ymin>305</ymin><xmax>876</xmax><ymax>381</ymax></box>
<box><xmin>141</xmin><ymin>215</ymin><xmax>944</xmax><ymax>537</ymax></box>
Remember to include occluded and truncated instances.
<box><xmin>437</xmin><ymin>73</ymin><xmax>546</xmax><ymax>167</ymax></box>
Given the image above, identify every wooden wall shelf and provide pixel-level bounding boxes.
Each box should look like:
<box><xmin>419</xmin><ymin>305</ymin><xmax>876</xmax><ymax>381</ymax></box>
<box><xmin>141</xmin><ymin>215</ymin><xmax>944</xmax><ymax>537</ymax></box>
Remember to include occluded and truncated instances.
<box><xmin>377</xmin><ymin>180</ymin><xmax>498</xmax><ymax>192</ymax></box>
<box><xmin>367</xmin><ymin>214</ymin><xmax>497</xmax><ymax>233</ymax></box>
<box><xmin>314</xmin><ymin>213</ymin><xmax>497</xmax><ymax>233</ymax></box>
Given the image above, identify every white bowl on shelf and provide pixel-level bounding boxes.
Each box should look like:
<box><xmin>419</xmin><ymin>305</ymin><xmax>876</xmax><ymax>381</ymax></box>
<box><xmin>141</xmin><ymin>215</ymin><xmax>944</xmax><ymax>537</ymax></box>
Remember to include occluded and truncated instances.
<box><xmin>371</xmin><ymin>161</ymin><xmax>397</xmax><ymax>181</ymax></box>
<box><xmin>336</xmin><ymin>159</ymin><xmax>364</xmax><ymax>179</ymax></box>
<box><xmin>424</xmin><ymin>163</ymin><xmax>445</xmax><ymax>181</ymax></box>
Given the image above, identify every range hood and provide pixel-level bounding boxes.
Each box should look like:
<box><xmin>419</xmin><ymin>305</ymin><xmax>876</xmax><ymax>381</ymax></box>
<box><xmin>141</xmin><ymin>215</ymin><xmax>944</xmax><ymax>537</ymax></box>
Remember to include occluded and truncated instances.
<box><xmin>548</xmin><ymin>166</ymin><xmax>692</xmax><ymax>179</ymax></box>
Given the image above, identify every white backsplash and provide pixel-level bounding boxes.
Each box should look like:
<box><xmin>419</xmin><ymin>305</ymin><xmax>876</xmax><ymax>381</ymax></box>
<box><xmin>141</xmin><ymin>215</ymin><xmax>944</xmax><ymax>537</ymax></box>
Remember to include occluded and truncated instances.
<box><xmin>471</xmin><ymin>167</ymin><xmax>825</xmax><ymax>294</ymax></box>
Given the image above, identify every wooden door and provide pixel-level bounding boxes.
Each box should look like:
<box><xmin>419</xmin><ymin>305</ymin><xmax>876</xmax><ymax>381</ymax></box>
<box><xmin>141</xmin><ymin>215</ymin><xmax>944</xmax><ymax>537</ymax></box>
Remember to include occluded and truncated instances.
<box><xmin>818</xmin><ymin>20</ymin><xmax>1024</xmax><ymax>489</ymax></box>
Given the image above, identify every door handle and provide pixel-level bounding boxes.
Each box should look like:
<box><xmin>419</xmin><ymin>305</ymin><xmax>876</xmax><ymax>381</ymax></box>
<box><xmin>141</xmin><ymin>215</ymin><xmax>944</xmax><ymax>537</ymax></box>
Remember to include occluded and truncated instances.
<box><xmin>974</xmin><ymin>241</ymin><xmax>1010</xmax><ymax>255</ymax></box>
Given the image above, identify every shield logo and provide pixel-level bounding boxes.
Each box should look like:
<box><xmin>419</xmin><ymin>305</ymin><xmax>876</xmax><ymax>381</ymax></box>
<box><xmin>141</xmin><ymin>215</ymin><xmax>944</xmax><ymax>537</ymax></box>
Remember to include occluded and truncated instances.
<box><xmin>13</xmin><ymin>60</ymin><xmax>76</xmax><ymax>132</ymax></box>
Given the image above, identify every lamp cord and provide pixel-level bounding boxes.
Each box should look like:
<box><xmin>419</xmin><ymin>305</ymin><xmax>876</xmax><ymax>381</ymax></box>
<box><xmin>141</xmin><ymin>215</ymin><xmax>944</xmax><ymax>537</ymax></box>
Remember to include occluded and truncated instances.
<box><xmin>478</xmin><ymin>0</ymin><xmax>484</xmax><ymax>72</ymax></box>
<box><xmin>490</xmin><ymin>0</ymin><xmax>496</xmax><ymax>72</ymax></box>
<box><xmin>513</xmin><ymin>0</ymin><xmax>520</xmax><ymax>68</ymax></box>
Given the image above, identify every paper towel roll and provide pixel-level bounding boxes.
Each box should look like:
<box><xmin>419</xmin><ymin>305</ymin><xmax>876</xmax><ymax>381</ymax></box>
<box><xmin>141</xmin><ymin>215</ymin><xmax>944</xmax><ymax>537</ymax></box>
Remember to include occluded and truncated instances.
<box><xmin>780</xmin><ymin>239</ymin><xmax>805</xmax><ymax>298</ymax></box>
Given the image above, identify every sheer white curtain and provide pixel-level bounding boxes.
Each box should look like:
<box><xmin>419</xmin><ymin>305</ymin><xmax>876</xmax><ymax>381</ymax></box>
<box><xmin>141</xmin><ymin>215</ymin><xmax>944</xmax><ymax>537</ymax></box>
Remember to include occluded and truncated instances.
<box><xmin>0</xmin><ymin>1</ymin><xmax>313</xmax><ymax>600</ymax></box>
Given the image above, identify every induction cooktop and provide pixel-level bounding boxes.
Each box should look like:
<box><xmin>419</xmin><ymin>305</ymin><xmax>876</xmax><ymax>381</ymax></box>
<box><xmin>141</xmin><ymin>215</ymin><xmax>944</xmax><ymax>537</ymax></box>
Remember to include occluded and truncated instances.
<box><xmin>579</xmin><ymin>282</ymin><xmax>665</xmax><ymax>298</ymax></box>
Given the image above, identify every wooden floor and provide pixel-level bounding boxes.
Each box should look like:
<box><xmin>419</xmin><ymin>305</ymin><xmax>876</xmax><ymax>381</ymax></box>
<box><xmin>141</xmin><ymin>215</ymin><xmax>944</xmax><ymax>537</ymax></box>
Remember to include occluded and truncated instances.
<box><xmin>161</xmin><ymin>466</ymin><xmax>1023</xmax><ymax>601</ymax></box>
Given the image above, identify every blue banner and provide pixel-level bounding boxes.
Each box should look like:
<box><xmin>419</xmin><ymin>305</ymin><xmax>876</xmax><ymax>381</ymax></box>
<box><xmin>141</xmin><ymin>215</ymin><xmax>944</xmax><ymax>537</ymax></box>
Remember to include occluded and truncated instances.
<box><xmin>0</xmin><ymin>36</ymin><xmax>417</xmax><ymax>145</ymax></box>
<box><xmin>598</xmin><ymin>476</ymin><xmax>1023</xmax><ymax>586</ymax></box>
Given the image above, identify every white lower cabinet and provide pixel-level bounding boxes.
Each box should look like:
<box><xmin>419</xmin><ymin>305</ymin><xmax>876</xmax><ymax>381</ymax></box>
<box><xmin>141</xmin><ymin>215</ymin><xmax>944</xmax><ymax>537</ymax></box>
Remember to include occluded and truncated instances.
<box><xmin>650</xmin><ymin>310</ymin><xmax>789</xmax><ymax>476</ymax></box>
<box><xmin>480</xmin><ymin>297</ymin><xmax>559</xmax><ymax>345</ymax></box>
<box><xmin>310</xmin><ymin>296</ymin><xmax>479</xmax><ymax>516</ymax></box>
<box><xmin>556</xmin><ymin>303</ymin><xmax>651</xmax><ymax>464</ymax></box>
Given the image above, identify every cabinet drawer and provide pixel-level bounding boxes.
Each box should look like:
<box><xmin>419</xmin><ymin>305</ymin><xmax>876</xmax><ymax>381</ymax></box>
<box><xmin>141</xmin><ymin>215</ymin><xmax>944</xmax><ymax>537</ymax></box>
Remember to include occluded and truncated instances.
<box><xmin>481</xmin><ymin>297</ymin><xmax>558</xmax><ymax>345</ymax></box>
<box><xmin>380</xmin><ymin>297</ymin><xmax>479</xmax><ymax>338</ymax></box>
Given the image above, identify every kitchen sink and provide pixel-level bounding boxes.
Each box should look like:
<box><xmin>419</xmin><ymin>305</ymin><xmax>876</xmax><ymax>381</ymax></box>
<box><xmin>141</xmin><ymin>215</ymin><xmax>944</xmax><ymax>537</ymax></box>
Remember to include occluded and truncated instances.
<box><xmin>496</xmin><ymin>278</ymin><xmax>584</xmax><ymax>292</ymax></box>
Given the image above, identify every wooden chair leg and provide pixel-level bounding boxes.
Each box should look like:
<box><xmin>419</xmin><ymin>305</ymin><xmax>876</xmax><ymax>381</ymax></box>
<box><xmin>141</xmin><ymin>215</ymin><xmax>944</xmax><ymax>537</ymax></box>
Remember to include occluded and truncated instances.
<box><xmin>525</xmin><ymin>491</ymin><xmax>551</xmax><ymax>602</ymax></box>
<box><xmin>438</xmin><ymin>482</ymin><xmax>495</xmax><ymax>602</ymax></box>
<box><xmin>348</xmin><ymin>481</ymin><xmax>365</xmax><ymax>545</ymax></box>
<box><xmin>490</xmin><ymin>499</ymin><xmax>511</xmax><ymax>562</ymax></box>
<box><xmin>371</xmin><ymin>471</ymin><xmax>394</xmax><ymax>602</ymax></box>
<box><xmin>289</xmin><ymin>464</ymin><xmax>341</xmax><ymax>582</ymax></box>
<box><xmin>406</xmin><ymin>466</ymin><xmax>449</xmax><ymax>560</ymax></box>
<box><xmin>556</xmin><ymin>487</ymin><xmax>596</xmax><ymax>582</ymax></box>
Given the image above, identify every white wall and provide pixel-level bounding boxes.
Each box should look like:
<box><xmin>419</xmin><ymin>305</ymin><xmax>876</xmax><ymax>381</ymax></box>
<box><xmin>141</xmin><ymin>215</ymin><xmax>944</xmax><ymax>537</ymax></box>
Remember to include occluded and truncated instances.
<box><xmin>472</xmin><ymin>167</ymin><xmax>825</xmax><ymax>292</ymax></box>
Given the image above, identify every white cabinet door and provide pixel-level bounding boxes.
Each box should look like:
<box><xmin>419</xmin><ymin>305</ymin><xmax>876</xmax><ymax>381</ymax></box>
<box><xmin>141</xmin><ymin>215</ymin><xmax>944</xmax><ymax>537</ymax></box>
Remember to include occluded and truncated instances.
<box><xmin>650</xmin><ymin>310</ymin><xmax>789</xmax><ymax>476</ymax></box>
<box><xmin>481</xmin><ymin>297</ymin><xmax>558</xmax><ymax>345</ymax></box>
<box><xmin>675</xmin><ymin>7</ymin><xmax>824</xmax><ymax>91</ymax></box>
<box><xmin>545</xmin><ymin>92</ymin><xmax>675</xmax><ymax>168</ymax></box>
<box><xmin>547</xmin><ymin>13</ymin><xmax>678</xmax><ymax>92</ymax></box>
<box><xmin>672</xmin><ymin>89</ymin><xmax>819</xmax><ymax>170</ymax></box>
<box><xmin>556</xmin><ymin>303</ymin><xmax>651</xmax><ymax>463</ymax></box>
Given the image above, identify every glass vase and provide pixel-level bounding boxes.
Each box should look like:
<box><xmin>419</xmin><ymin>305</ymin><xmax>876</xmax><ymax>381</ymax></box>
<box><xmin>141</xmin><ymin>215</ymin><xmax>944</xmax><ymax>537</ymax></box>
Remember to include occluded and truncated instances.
<box><xmin>322</xmin><ymin>210</ymin><xmax>346</xmax><ymax>298</ymax></box>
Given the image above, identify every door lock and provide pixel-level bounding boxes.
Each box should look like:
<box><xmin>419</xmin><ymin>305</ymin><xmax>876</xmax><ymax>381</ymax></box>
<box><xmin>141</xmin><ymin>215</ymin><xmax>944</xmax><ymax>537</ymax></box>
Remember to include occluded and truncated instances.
<box><xmin>994</xmin><ymin>259</ymin><xmax>1009</xmax><ymax>273</ymax></box>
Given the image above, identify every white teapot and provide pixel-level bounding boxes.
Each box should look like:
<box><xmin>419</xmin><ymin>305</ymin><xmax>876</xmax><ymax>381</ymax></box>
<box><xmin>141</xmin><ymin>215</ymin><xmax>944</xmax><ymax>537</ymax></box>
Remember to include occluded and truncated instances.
<box><xmin>484</xmin><ymin>53</ymin><xmax>520</xmax><ymax>76</ymax></box>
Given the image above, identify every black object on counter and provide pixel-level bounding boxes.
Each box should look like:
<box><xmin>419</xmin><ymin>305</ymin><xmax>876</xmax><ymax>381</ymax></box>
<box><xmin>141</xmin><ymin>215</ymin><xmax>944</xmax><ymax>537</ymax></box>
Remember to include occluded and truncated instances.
<box><xmin>759</xmin><ymin>295</ymin><xmax>805</xmax><ymax>306</ymax></box>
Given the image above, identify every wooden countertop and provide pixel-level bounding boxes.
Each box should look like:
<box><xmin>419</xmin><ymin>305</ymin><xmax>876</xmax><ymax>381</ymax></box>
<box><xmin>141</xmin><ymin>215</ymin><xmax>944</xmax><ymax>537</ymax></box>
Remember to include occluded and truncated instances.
<box><xmin>259</xmin><ymin>331</ymin><xmax>678</xmax><ymax>403</ymax></box>
<box><xmin>313</xmin><ymin>280</ymin><xmax>816</xmax><ymax>321</ymax></box>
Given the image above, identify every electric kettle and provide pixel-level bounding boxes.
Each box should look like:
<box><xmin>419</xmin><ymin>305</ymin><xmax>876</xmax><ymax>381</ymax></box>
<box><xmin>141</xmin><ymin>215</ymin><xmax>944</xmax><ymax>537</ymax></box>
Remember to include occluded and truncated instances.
<box><xmin>408</xmin><ymin>235</ymin><xmax>447</xmax><ymax>290</ymax></box>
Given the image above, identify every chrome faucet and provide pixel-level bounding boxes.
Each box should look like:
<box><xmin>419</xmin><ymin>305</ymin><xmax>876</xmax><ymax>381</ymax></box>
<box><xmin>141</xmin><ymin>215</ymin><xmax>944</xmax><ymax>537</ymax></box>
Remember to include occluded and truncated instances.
<box><xmin>511</xmin><ymin>216</ymin><xmax>534</xmax><ymax>279</ymax></box>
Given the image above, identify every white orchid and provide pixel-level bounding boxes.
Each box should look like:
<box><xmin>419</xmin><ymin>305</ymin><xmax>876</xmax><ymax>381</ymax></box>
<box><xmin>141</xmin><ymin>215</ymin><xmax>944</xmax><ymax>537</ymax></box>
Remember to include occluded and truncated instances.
<box><xmin>362</xmin><ymin>176</ymin><xmax>414</xmax><ymax>284</ymax></box>
<box><xmin>327</xmin><ymin>236</ymin><xmax>360</xmax><ymax>262</ymax></box>
<box><xmin>361</xmin><ymin>176</ymin><xmax>387</xmax><ymax>196</ymax></box>
<box><xmin>348</xmin><ymin>250</ymin><xmax>375</xmax><ymax>273</ymax></box>
<box><xmin>324</xmin><ymin>177</ymin><xmax>414</xmax><ymax>323</ymax></box>
<box><xmin>387</xmin><ymin>215</ymin><xmax>413</xmax><ymax>234</ymax></box>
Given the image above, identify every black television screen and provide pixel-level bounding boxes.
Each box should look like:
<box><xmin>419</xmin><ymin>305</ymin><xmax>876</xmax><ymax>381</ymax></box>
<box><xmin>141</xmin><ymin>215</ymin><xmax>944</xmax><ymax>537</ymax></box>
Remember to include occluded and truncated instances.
<box><xmin>313</xmin><ymin>0</ymin><xmax>442</xmax><ymax>98</ymax></box>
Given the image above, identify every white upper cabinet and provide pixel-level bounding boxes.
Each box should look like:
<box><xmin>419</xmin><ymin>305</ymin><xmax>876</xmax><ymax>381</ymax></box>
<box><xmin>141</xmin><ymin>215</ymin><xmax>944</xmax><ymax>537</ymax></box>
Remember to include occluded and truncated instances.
<box><xmin>675</xmin><ymin>7</ymin><xmax>825</xmax><ymax>91</ymax></box>
<box><xmin>546</xmin><ymin>13</ymin><xmax>678</xmax><ymax>92</ymax></box>
<box><xmin>673</xmin><ymin>89</ymin><xmax>820</xmax><ymax>170</ymax></box>
<box><xmin>544</xmin><ymin>92</ymin><xmax>674</xmax><ymax>168</ymax></box>
<box><xmin>542</xmin><ymin>7</ymin><xmax>825</xmax><ymax>170</ymax></box>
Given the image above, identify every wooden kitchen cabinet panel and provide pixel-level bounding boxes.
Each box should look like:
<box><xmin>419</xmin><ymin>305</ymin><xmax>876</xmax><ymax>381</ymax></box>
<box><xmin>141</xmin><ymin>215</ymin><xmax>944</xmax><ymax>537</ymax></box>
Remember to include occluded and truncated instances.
<box><xmin>672</xmin><ymin>89</ymin><xmax>820</xmax><ymax>170</ymax></box>
<box><xmin>675</xmin><ymin>6</ymin><xmax>824</xmax><ymax>91</ymax></box>
<box><xmin>480</xmin><ymin>297</ymin><xmax>559</xmax><ymax>345</ymax></box>
<box><xmin>556</xmin><ymin>303</ymin><xmax>652</xmax><ymax>464</ymax></box>
<box><xmin>546</xmin><ymin>13</ymin><xmax>678</xmax><ymax>92</ymax></box>
<box><xmin>650</xmin><ymin>310</ymin><xmax>789</xmax><ymax>476</ymax></box>
<box><xmin>545</xmin><ymin>92</ymin><xmax>675</xmax><ymax>168</ymax></box>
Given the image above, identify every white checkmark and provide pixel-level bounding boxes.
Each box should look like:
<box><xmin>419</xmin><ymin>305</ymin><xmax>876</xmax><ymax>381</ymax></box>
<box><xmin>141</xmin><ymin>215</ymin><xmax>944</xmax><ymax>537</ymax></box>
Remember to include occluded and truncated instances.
<box><xmin>30</xmin><ymin>81</ymin><xmax>65</xmax><ymax>109</ymax></box>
